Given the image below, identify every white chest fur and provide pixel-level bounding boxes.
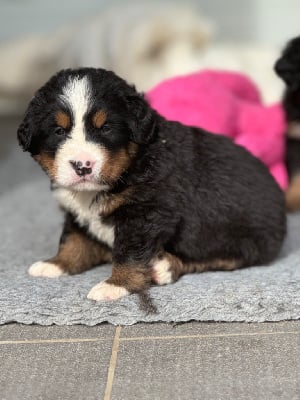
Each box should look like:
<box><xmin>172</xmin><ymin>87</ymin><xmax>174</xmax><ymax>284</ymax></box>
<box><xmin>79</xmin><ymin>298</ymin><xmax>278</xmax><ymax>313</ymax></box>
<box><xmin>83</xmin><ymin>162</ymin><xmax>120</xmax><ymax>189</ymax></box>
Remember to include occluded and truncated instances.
<box><xmin>53</xmin><ymin>188</ymin><xmax>115</xmax><ymax>248</ymax></box>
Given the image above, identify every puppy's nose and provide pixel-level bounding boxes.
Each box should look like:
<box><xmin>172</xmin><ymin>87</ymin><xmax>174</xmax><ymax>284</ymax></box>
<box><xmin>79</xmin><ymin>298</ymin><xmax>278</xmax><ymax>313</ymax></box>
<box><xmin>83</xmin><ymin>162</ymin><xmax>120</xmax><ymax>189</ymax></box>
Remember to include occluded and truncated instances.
<box><xmin>69</xmin><ymin>156</ymin><xmax>95</xmax><ymax>176</ymax></box>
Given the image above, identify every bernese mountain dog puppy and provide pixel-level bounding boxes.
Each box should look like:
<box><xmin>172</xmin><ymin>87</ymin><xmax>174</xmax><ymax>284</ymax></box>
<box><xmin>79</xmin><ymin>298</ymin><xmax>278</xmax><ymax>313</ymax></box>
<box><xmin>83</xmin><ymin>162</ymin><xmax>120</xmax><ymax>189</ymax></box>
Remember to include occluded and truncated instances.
<box><xmin>17</xmin><ymin>68</ymin><xmax>286</xmax><ymax>301</ymax></box>
<box><xmin>275</xmin><ymin>36</ymin><xmax>300</xmax><ymax>211</ymax></box>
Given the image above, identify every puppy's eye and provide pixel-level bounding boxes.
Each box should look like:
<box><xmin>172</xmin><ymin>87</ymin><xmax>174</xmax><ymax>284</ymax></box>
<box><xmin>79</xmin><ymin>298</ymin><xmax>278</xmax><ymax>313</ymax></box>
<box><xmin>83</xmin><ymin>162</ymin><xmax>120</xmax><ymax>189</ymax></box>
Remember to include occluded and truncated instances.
<box><xmin>54</xmin><ymin>126</ymin><xmax>66</xmax><ymax>136</ymax></box>
<box><xmin>100</xmin><ymin>124</ymin><xmax>111</xmax><ymax>134</ymax></box>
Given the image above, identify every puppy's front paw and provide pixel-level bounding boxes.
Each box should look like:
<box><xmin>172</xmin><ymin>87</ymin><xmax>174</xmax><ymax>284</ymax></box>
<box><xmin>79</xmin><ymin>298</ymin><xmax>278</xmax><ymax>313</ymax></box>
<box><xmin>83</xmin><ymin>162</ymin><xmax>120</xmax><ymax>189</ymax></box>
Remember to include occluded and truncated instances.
<box><xmin>87</xmin><ymin>281</ymin><xmax>129</xmax><ymax>301</ymax></box>
<box><xmin>151</xmin><ymin>258</ymin><xmax>173</xmax><ymax>285</ymax></box>
<box><xmin>28</xmin><ymin>261</ymin><xmax>65</xmax><ymax>278</ymax></box>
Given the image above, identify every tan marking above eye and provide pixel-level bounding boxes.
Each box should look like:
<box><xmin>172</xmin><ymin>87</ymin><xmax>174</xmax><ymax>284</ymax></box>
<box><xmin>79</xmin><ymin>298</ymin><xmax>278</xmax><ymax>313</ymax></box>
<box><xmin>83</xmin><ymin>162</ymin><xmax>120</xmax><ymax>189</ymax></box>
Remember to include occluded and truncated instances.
<box><xmin>55</xmin><ymin>111</ymin><xmax>71</xmax><ymax>129</ymax></box>
<box><xmin>92</xmin><ymin>110</ymin><xmax>107</xmax><ymax>129</ymax></box>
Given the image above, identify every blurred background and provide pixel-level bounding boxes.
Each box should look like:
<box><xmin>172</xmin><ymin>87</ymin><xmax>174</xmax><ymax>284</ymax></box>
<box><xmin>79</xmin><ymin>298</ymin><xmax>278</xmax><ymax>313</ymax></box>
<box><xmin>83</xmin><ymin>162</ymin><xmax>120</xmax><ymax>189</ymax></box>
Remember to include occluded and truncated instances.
<box><xmin>1</xmin><ymin>0</ymin><xmax>300</xmax><ymax>192</ymax></box>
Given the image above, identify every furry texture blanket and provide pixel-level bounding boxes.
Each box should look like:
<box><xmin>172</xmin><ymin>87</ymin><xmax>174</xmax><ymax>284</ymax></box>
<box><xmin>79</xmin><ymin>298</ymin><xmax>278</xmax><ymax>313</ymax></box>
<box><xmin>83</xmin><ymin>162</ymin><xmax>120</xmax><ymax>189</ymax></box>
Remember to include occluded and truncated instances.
<box><xmin>0</xmin><ymin>179</ymin><xmax>299</xmax><ymax>326</ymax></box>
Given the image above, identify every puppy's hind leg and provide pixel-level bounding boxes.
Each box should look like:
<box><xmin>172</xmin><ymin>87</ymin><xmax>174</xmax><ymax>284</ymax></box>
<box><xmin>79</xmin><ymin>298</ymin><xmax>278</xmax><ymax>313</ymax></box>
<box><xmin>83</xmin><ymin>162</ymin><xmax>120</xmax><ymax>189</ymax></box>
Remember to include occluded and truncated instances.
<box><xmin>151</xmin><ymin>252</ymin><xmax>242</xmax><ymax>285</ymax></box>
<box><xmin>150</xmin><ymin>252</ymin><xmax>182</xmax><ymax>285</ymax></box>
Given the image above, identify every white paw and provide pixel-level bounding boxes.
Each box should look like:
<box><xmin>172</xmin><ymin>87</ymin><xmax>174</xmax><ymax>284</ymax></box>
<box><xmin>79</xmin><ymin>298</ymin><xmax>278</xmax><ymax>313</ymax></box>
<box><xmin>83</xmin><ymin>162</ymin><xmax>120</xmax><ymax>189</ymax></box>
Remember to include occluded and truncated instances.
<box><xmin>28</xmin><ymin>261</ymin><xmax>65</xmax><ymax>278</ymax></box>
<box><xmin>152</xmin><ymin>258</ymin><xmax>173</xmax><ymax>285</ymax></box>
<box><xmin>87</xmin><ymin>281</ymin><xmax>129</xmax><ymax>301</ymax></box>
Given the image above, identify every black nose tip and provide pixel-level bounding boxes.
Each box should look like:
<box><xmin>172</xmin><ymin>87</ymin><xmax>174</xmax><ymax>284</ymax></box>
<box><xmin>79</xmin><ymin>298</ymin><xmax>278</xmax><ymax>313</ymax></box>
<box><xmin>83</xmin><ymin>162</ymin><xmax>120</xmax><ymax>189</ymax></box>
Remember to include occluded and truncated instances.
<box><xmin>70</xmin><ymin>160</ymin><xmax>92</xmax><ymax>176</ymax></box>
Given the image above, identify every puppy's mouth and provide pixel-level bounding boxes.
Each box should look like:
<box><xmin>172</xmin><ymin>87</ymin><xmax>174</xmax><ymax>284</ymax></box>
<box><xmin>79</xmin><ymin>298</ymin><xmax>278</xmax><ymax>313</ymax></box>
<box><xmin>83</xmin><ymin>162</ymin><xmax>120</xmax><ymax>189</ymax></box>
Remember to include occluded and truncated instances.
<box><xmin>54</xmin><ymin>165</ymin><xmax>110</xmax><ymax>191</ymax></box>
<box><xmin>61</xmin><ymin>176</ymin><xmax>110</xmax><ymax>192</ymax></box>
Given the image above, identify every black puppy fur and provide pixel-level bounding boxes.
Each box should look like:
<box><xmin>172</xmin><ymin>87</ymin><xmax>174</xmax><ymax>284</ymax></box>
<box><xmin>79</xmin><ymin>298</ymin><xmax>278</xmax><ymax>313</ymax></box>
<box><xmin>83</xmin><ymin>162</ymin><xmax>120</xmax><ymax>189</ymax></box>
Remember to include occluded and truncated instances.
<box><xmin>275</xmin><ymin>36</ymin><xmax>300</xmax><ymax>210</ymax></box>
<box><xmin>17</xmin><ymin>68</ymin><xmax>286</xmax><ymax>300</ymax></box>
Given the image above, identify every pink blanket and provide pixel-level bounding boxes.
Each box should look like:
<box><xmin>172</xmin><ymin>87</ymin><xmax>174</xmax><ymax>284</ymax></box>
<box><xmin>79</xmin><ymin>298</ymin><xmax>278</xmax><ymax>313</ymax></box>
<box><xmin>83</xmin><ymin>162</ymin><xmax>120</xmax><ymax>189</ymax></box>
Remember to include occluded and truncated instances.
<box><xmin>146</xmin><ymin>70</ymin><xmax>287</xmax><ymax>189</ymax></box>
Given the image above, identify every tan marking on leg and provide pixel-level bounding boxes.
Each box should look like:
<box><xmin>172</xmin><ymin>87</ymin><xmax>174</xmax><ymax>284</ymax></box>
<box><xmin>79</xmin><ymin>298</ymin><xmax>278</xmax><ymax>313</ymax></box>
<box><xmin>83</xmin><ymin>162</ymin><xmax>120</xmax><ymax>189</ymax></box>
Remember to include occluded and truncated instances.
<box><xmin>182</xmin><ymin>258</ymin><xmax>241</xmax><ymax>274</ymax></box>
<box><xmin>92</xmin><ymin>110</ymin><xmax>107</xmax><ymax>129</ymax></box>
<box><xmin>49</xmin><ymin>232</ymin><xmax>112</xmax><ymax>275</ymax></box>
<box><xmin>34</xmin><ymin>153</ymin><xmax>57</xmax><ymax>180</ymax></box>
<box><xmin>202</xmin><ymin>259</ymin><xmax>241</xmax><ymax>271</ymax></box>
<box><xmin>151</xmin><ymin>252</ymin><xmax>242</xmax><ymax>284</ymax></box>
<box><xmin>55</xmin><ymin>111</ymin><xmax>71</xmax><ymax>129</ymax></box>
<box><xmin>87</xmin><ymin>263</ymin><xmax>151</xmax><ymax>301</ymax></box>
<box><xmin>286</xmin><ymin>173</ymin><xmax>300</xmax><ymax>211</ymax></box>
<box><xmin>108</xmin><ymin>264</ymin><xmax>151</xmax><ymax>291</ymax></box>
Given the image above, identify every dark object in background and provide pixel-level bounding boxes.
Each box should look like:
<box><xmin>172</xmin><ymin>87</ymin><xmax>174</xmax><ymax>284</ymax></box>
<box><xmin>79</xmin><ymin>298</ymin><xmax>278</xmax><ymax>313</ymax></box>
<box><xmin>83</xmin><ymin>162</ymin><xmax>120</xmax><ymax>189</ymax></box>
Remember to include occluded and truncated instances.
<box><xmin>275</xmin><ymin>36</ymin><xmax>300</xmax><ymax>210</ymax></box>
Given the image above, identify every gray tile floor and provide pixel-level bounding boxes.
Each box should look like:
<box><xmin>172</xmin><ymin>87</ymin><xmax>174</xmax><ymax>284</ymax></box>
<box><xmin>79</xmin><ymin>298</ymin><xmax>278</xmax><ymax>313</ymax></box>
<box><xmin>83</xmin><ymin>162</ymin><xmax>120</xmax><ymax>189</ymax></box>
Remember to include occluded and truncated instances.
<box><xmin>1</xmin><ymin>322</ymin><xmax>300</xmax><ymax>400</ymax></box>
<box><xmin>1</xmin><ymin>118</ymin><xmax>300</xmax><ymax>400</ymax></box>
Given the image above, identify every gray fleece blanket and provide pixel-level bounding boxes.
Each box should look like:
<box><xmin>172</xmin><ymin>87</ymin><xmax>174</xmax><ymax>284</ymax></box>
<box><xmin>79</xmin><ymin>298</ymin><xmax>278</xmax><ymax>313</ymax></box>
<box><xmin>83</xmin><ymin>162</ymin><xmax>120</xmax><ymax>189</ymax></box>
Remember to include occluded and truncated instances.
<box><xmin>0</xmin><ymin>178</ymin><xmax>300</xmax><ymax>325</ymax></box>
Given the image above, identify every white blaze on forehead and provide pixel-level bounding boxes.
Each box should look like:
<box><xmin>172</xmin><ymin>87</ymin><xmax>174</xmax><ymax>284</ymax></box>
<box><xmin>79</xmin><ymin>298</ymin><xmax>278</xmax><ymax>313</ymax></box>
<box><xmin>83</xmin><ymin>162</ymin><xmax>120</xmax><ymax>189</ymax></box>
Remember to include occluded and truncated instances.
<box><xmin>60</xmin><ymin>75</ymin><xmax>91</xmax><ymax>139</ymax></box>
<box><xmin>55</xmin><ymin>75</ymin><xmax>106</xmax><ymax>189</ymax></box>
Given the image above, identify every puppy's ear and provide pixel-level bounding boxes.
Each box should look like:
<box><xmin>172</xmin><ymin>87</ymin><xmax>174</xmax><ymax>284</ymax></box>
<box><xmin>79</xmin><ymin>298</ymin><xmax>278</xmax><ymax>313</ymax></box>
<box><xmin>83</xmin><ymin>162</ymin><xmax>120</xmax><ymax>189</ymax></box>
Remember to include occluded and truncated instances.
<box><xmin>126</xmin><ymin>94</ymin><xmax>157</xmax><ymax>144</ymax></box>
<box><xmin>275</xmin><ymin>36</ymin><xmax>300</xmax><ymax>90</ymax></box>
<box><xmin>17</xmin><ymin>95</ymin><xmax>39</xmax><ymax>152</ymax></box>
<box><xmin>17</xmin><ymin>112</ymin><xmax>32</xmax><ymax>152</ymax></box>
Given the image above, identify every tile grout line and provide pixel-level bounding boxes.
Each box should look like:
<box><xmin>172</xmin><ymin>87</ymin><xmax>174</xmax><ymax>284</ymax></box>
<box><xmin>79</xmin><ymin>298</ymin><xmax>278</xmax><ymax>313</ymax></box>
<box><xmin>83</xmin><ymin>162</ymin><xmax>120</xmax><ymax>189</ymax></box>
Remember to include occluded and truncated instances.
<box><xmin>103</xmin><ymin>326</ymin><xmax>121</xmax><ymax>400</ymax></box>
<box><xmin>119</xmin><ymin>330</ymin><xmax>300</xmax><ymax>341</ymax></box>
<box><xmin>0</xmin><ymin>329</ymin><xmax>299</xmax><ymax>346</ymax></box>
<box><xmin>0</xmin><ymin>338</ymin><xmax>110</xmax><ymax>345</ymax></box>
